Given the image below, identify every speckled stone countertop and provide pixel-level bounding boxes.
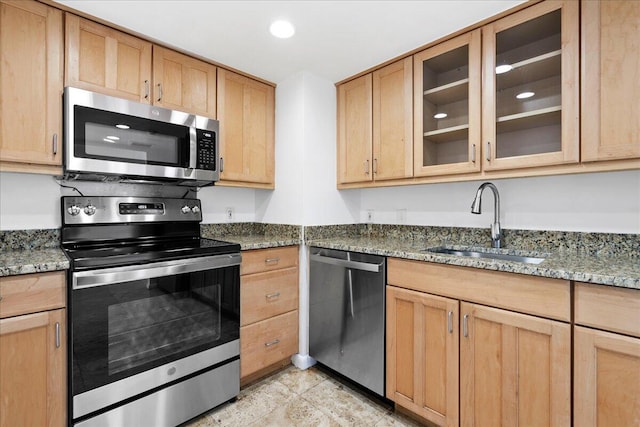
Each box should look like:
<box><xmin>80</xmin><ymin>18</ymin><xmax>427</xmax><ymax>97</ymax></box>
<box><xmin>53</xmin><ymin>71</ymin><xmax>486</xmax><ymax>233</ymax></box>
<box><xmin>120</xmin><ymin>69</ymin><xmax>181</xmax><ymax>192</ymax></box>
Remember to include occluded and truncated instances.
<box><xmin>201</xmin><ymin>223</ymin><xmax>302</xmax><ymax>250</ymax></box>
<box><xmin>305</xmin><ymin>225</ymin><xmax>640</xmax><ymax>290</ymax></box>
<box><xmin>0</xmin><ymin>229</ymin><xmax>69</xmax><ymax>277</ymax></box>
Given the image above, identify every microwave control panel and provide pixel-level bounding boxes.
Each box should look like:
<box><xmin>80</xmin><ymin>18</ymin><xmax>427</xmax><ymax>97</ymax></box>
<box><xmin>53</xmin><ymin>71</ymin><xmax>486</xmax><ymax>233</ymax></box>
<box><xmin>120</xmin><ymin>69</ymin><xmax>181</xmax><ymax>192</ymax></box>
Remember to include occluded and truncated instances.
<box><xmin>196</xmin><ymin>129</ymin><xmax>216</xmax><ymax>171</ymax></box>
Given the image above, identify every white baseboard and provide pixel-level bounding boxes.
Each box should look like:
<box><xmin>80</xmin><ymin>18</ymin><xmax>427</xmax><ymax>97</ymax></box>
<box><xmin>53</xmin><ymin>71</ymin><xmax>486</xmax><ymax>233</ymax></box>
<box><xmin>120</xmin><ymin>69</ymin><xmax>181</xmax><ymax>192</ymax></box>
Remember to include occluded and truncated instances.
<box><xmin>291</xmin><ymin>353</ymin><xmax>316</xmax><ymax>370</ymax></box>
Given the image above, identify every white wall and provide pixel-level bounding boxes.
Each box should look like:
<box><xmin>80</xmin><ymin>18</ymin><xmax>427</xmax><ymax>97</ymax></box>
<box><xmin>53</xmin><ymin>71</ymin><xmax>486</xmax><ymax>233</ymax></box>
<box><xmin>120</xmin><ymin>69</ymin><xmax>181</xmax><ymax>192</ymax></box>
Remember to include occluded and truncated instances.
<box><xmin>359</xmin><ymin>170</ymin><xmax>640</xmax><ymax>233</ymax></box>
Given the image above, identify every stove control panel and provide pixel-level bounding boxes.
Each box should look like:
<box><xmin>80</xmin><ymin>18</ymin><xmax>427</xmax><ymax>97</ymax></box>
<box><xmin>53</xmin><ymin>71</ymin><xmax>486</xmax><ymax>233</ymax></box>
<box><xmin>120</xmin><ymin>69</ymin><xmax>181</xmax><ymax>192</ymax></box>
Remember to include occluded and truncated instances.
<box><xmin>62</xmin><ymin>197</ymin><xmax>203</xmax><ymax>224</ymax></box>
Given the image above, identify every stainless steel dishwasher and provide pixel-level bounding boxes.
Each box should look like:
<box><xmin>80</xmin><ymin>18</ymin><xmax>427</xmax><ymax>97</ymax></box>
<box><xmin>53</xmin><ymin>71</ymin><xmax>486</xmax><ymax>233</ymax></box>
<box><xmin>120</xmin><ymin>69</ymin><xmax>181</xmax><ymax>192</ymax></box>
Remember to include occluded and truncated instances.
<box><xmin>309</xmin><ymin>247</ymin><xmax>386</xmax><ymax>396</ymax></box>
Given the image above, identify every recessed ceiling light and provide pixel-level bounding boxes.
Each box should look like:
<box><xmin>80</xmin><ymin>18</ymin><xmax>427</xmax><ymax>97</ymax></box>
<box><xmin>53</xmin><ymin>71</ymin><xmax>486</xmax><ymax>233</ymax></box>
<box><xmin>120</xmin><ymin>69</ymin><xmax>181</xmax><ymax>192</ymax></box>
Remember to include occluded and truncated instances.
<box><xmin>516</xmin><ymin>91</ymin><xmax>535</xmax><ymax>99</ymax></box>
<box><xmin>115</xmin><ymin>124</ymin><xmax>130</xmax><ymax>129</ymax></box>
<box><xmin>433</xmin><ymin>113</ymin><xmax>448</xmax><ymax>119</ymax></box>
<box><xmin>495</xmin><ymin>64</ymin><xmax>513</xmax><ymax>74</ymax></box>
<box><xmin>105</xmin><ymin>136</ymin><xmax>120</xmax><ymax>140</ymax></box>
<box><xmin>270</xmin><ymin>20</ymin><xmax>295</xmax><ymax>39</ymax></box>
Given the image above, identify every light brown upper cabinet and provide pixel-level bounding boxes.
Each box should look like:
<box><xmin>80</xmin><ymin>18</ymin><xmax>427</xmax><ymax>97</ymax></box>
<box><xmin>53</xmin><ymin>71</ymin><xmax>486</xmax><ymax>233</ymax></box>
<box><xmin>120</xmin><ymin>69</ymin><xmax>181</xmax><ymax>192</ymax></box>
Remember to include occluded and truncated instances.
<box><xmin>581</xmin><ymin>0</ymin><xmax>640</xmax><ymax>162</ymax></box>
<box><xmin>338</xmin><ymin>74</ymin><xmax>372</xmax><ymax>184</ymax></box>
<box><xmin>152</xmin><ymin>46</ymin><xmax>217</xmax><ymax>118</ymax></box>
<box><xmin>482</xmin><ymin>0</ymin><xmax>579</xmax><ymax>171</ymax></box>
<box><xmin>0</xmin><ymin>0</ymin><xmax>63</xmax><ymax>173</ymax></box>
<box><xmin>217</xmin><ymin>69</ymin><xmax>275</xmax><ymax>188</ymax></box>
<box><xmin>338</xmin><ymin>57</ymin><xmax>413</xmax><ymax>185</ymax></box>
<box><xmin>414</xmin><ymin>30</ymin><xmax>481</xmax><ymax>177</ymax></box>
<box><xmin>65</xmin><ymin>14</ymin><xmax>152</xmax><ymax>103</ymax></box>
<box><xmin>373</xmin><ymin>58</ymin><xmax>413</xmax><ymax>181</ymax></box>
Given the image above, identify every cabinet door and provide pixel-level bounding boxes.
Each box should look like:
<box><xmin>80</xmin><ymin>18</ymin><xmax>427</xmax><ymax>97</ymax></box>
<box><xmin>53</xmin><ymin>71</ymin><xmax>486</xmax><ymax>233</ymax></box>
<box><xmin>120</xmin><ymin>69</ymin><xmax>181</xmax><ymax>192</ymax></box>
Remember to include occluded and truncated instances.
<box><xmin>482</xmin><ymin>0</ymin><xmax>579</xmax><ymax>171</ymax></box>
<box><xmin>386</xmin><ymin>286</ymin><xmax>459</xmax><ymax>426</ymax></box>
<box><xmin>460</xmin><ymin>302</ymin><xmax>570</xmax><ymax>427</ymax></box>
<box><xmin>0</xmin><ymin>309</ymin><xmax>66</xmax><ymax>427</ymax></box>
<box><xmin>413</xmin><ymin>29</ymin><xmax>481</xmax><ymax>177</ymax></box>
<box><xmin>582</xmin><ymin>0</ymin><xmax>640</xmax><ymax>161</ymax></box>
<box><xmin>337</xmin><ymin>74</ymin><xmax>373</xmax><ymax>184</ymax></box>
<box><xmin>217</xmin><ymin>69</ymin><xmax>275</xmax><ymax>187</ymax></box>
<box><xmin>574</xmin><ymin>326</ymin><xmax>640</xmax><ymax>427</ymax></box>
<box><xmin>152</xmin><ymin>46</ymin><xmax>216</xmax><ymax>118</ymax></box>
<box><xmin>0</xmin><ymin>0</ymin><xmax>63</xmax><ymax>170</ymax></box>
<box><xmin>372</xmin><ymin>58</ymin><xmax>413</xmax><ymax>181</ymax></box>
<box><xmin>65</xmin><ymin>14</ymin><xmax>152</xmax><ymax>103</ymax></box>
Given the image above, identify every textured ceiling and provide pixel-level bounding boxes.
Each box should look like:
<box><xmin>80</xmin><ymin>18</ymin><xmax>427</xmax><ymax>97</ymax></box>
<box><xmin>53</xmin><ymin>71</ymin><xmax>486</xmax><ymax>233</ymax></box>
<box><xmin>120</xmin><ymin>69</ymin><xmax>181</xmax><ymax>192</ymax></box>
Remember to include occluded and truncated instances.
<box><xmin>55</xmin><ymin>1</ymin><xmax>525</xmax><ymax>84</ymax></box>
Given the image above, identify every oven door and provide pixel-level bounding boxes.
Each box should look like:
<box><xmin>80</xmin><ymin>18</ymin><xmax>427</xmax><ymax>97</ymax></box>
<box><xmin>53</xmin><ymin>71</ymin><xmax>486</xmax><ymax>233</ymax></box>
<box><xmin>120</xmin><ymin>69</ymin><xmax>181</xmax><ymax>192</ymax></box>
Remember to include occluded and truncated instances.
<box><xmin>70</xmin><ymin>254</ymin><xmax>241</xmax><ymax>420</ymax></box>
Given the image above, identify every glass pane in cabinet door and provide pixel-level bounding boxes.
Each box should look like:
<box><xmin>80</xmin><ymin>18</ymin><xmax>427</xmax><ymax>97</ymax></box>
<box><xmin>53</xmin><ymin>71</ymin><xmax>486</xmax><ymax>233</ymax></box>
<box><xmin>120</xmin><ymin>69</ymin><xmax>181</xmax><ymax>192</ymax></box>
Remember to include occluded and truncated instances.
<box><xmin>494</xmin><ymin>9</ymin><xmax>562</xmax><ymax>159</ymax></box>
<box><xmin>421</xmin><ymin>45</ymin><xmax>469</xmax><ymax>166</ymax></box>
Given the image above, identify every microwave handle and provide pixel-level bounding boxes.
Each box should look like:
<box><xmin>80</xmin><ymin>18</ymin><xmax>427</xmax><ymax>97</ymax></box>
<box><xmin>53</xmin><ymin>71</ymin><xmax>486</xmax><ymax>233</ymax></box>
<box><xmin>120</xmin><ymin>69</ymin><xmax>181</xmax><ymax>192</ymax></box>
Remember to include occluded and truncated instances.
<box><xmin>188</xmin><ymin>127</ymin><xmax>198</xmax><ymax>170</ymax></box>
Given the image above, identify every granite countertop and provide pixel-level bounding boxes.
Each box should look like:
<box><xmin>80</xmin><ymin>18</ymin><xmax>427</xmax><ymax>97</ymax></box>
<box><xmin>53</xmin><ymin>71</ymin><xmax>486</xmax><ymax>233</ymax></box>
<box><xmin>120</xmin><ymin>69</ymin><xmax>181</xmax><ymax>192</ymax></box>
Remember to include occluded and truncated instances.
<box><xmin>306</xmin><ymin>236</ymin><xmax>640</xmax><ymax>290</ymax></box>
<box><xmin>1</xmin><ymin>225</ymin><xmax>638</xmax><ymax>291</ymax></box>
<box><xmin>0</xmin><ymin>248</ymin><xmax>69</xmax><ymax>277</ymax></box>
<box><xmin>215</xmin><ymin>234</ymin><xmax>302</xmax><ymax>250</ymax></box>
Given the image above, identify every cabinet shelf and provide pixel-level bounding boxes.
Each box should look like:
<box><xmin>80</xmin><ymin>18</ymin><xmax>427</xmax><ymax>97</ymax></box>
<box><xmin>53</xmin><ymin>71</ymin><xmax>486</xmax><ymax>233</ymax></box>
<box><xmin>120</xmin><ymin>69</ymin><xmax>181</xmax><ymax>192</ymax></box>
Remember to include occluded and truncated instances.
<box><xmin>497</xmin><ymin>105</ymin><xmax>561</xmax><ymax>134</ymax></box>
<box><xmin>424</xmin><ymin>124</ymin><xmax>469</xmax><ymax>143</ymax></box>
<box><xmin>424</xmin><ymin>78</ymin><xmax>469</xmax><ymax>105</ymax></box>
<box><xmin>497</xmin><ymin>50</ymin><xmax>561</xmax><ymax>91</ymax></box>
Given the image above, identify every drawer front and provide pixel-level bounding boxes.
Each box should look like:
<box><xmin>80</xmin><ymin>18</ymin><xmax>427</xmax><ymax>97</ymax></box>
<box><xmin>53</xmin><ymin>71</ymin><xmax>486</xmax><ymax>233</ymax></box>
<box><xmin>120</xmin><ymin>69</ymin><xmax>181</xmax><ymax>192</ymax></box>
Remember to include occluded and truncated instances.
<box><xmin>240</xmin><ymin>310</ymin><xmax>298</xmax><ymax>378</ymax></box>
<box><xmin>0</xmin><ymin>271</ymin><xmax>66</xmax><ymax>319</ymax></box>
<box><xmin>575</xmin><ymin>282</ymin><xmax>640</xmax><ymax>338</ymax></box>
<box><xmin>241</xmin><ymin>246</ymin><xmax>298</xmax><ymax>276</ymax></box>
<box><xmin>387</xmin><ymin>258</ymin><xmax>571</xmax><ymax>321</ymax></box>
<box><xmin>241</xmin><ymin>267</ymin><xmax>298</xmax><ymax>326</ymax></box>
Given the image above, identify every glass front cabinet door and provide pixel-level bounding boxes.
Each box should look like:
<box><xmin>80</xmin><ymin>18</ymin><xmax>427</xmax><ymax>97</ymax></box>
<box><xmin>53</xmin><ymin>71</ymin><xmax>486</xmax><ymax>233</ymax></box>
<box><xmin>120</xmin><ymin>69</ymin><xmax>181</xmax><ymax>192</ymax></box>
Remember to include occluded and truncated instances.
<box><xmin>482</xmin><ymin>0</ymin><xmax>579</xmax><ymax>171</ymax></box>
<box><xmin>414</xmin><ymin>29</ymin><xmax>481</xmax><ymax>177</ymax></box>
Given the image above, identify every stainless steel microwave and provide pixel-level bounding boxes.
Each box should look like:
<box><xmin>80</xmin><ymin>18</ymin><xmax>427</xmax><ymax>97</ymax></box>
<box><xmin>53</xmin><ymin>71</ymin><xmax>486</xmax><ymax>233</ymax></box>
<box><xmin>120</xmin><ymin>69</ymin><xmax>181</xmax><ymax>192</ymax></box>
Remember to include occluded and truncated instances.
<box><xmin>63</xmin><ymin>87</ymin><xmax>219</xmax><ymax>186</ymax></box>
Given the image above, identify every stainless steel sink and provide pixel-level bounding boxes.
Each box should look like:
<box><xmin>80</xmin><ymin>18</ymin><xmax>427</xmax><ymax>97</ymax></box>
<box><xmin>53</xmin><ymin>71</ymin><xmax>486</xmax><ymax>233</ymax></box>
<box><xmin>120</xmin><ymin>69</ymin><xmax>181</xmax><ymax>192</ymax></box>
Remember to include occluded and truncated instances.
<box><xmin>424</xmin><ymin>246</ymin><xmax>546</xmax><ymax>265</ymax></box>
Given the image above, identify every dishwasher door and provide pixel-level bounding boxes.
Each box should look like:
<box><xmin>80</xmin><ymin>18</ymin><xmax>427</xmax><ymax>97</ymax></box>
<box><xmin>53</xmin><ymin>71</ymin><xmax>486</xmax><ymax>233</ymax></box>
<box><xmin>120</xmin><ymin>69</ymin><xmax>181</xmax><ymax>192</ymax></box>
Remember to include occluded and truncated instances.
<box><xmin>309</xmin><ymin>247</ymin><xmax>386</xmax><ymax>396</ymax></box>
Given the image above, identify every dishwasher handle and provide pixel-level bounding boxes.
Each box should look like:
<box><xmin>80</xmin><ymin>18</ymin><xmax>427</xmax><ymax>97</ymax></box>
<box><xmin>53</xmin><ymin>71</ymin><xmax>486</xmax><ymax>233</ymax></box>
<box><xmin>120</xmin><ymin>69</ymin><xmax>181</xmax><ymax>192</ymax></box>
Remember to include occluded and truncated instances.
<box><xmin>310</xmin><ymin>253</ymin><xmax>382</xmax><ymax>273</ymax></box>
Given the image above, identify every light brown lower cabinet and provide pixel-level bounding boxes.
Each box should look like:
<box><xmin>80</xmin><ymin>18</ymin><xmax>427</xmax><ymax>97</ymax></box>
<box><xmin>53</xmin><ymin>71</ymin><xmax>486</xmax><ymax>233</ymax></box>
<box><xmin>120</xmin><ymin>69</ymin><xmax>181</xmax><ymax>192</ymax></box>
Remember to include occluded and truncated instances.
<box><xmin>386</xmin><ymin>286</ymin><xmax>459</xmax><ymax>426</ymax></box>
<box><xmin>386</xmin><ymin>258</ymin><xmax>572</xmax><ymax>427</ymax></box>
<box><xmin>460</xmin><ymin>303</ymin><xmax>571</xmax><ymax>427</ymax></box>
<box><xmin>0</xmin><ymin>271</ymin><xmax>66</xmax><ymax>427</ymax></box>
<box><xmin>574</xmin><ymin>282</ymin><xmax>640</xmax><ymax>427</ymax></box>
<box><xmin>239</xmin><ymin>246</ymin><xmax>299</xmax><ymax>382</ymax></box>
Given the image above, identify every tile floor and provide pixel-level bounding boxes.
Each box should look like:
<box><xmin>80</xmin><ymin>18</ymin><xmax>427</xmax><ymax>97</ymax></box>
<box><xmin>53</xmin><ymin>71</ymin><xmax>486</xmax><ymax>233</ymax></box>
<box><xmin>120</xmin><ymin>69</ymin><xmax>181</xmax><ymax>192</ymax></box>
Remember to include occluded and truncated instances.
<box><xmin>184</xmin><ymin>366</ymin><xmax>423</xmax><ymax>426</ymax></box>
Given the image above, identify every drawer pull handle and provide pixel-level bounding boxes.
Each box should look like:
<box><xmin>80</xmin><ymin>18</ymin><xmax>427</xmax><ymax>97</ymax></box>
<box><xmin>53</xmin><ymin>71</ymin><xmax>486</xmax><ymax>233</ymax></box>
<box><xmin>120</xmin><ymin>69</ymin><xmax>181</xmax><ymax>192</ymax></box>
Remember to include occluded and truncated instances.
<box><xmin>55</xmin><ymin>322</ymin><xmax>61</xmax><ymax>348</ymax></box>
<box><xmin>264</xmin><ymin>339</ymin><xmax>280</xmax><ymax>347</ymax></box>
<box><xmin>265</xmin><ymin>292</ymin><xmax>281</xmax><ymax>300</ymax></box>
<box><xmin>265</xmin><ymin>257</ymin><xmax>280</xmax><ymax>265</ymax></box>
<box><xmin>447</xmin><ymin>311</ymin><xmax>453</xmax><ymax>334</ymax></box>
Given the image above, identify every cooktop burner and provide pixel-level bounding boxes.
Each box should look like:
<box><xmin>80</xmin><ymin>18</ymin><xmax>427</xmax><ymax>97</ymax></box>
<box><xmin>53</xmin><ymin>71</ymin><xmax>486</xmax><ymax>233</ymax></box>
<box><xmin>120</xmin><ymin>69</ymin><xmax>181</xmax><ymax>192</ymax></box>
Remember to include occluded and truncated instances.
<box><xmin>61</xmin><ymin>196</ymin><xmax>240</xmax><ymax>271</ymax></box>
<box><xmin>65</xmin><ymin>238</ymin><xmax>240</xmax><ymax>271</ymax></box>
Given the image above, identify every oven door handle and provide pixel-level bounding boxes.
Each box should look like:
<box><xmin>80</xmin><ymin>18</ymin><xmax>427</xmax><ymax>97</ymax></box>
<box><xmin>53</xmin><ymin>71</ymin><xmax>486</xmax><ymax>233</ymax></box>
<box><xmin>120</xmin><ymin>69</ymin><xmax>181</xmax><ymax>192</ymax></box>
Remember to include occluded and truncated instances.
<box><xmin>72</xmin><ymin>253</ymin><xmax>242</xmax><ymax>290</ymax></box>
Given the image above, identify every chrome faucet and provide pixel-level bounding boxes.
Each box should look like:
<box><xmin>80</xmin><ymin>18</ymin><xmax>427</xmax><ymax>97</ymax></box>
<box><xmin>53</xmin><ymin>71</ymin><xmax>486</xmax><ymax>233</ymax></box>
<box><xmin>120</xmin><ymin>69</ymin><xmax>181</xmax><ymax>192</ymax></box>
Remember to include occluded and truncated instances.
<box><xmin>471</xmin><ymin>182</ymin><xmax>501</xmax><ymax>248</ymax></box>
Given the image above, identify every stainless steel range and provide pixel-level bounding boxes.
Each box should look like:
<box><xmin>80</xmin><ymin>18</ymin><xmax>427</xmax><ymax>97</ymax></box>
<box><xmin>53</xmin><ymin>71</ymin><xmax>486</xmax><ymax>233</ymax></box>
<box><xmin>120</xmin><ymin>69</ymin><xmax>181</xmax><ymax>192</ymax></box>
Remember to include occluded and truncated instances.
<box><xmin>61</xmin><ymin>196</ymin><xmax>241</xmax><ymax>427</ymax></box>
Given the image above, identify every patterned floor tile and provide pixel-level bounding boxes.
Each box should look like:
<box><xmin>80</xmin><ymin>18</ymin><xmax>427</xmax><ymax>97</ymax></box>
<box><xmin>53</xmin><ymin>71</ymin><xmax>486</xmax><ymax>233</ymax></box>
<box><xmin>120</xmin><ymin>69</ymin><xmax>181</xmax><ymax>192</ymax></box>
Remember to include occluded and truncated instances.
<box><xmin>185</xmin><ymin>366</ymin><xmax>420</xmax><ymax>427</ymax></box>
<box><xmin>300</xmin><ymin>378</ymin><xmax>387</xmax><ymax>426</ymax></box>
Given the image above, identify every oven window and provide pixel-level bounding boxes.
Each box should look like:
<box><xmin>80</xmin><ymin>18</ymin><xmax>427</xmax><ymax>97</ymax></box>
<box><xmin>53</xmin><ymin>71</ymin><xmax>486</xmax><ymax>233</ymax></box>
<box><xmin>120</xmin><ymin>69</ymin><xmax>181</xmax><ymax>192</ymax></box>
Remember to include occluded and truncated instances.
<box><xmin>72</xmin><ymin>266</ymin><xmax>239</xmax><ymax>395</ymax></box>
<box><xmin>74</xmin><ymin>105</ymin><xmax>189</xmax><ymax>167</ymax></box>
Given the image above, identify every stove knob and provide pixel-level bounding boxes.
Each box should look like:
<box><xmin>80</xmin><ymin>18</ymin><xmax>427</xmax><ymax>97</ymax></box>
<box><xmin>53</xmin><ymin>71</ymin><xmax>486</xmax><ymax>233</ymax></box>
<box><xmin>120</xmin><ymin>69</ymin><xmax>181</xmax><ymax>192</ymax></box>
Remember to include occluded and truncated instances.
<box><xmin>84</xmin><ymin>205</ymin><xmax>97</xmax><ymax>216</ymax></box>
<box><xmin>67</xmin><ymin>205</ymin><xmax>81</xmax><ymax>216</ymax></box>
<box><xmin>190</xmin><ymin>206</ymin><xmax>200</xmax><ymax>214</ymax></box>
<box><xmin>181</xmin><ymin>205</ymin><xmax>192</xmax><ymax>214</ymax></box>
